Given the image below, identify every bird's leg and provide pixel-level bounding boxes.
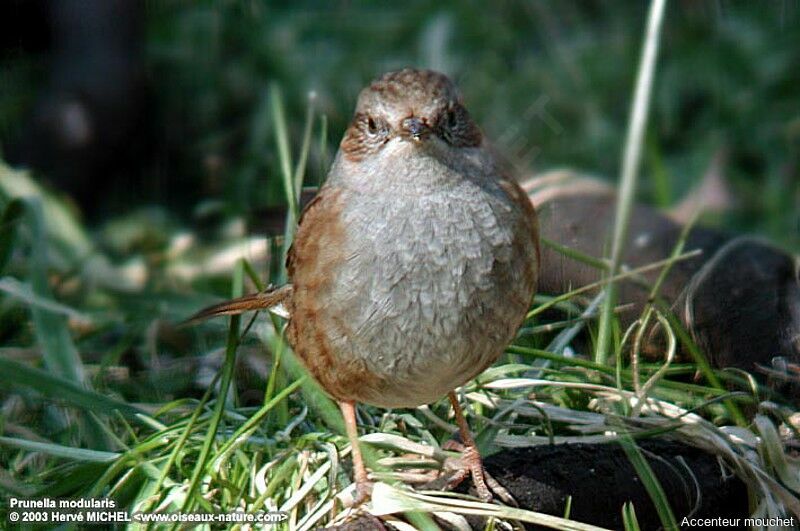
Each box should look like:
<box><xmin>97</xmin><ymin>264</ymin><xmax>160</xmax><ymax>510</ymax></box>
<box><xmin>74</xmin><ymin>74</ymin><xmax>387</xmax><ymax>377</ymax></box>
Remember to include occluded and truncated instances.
<box><xmin>444</xmin><ymin>391</ymin><xmax>515</xmax><ymax>505</ymax></box>
<box><xmin>340</xmin><ymin>400</ymin><xmax>372</xmax><ymax>505</ymax></box>
<box><xmin>445</xmin><ymin>392</ymin><xmax>490</xmax><ymax>500</ymax></box>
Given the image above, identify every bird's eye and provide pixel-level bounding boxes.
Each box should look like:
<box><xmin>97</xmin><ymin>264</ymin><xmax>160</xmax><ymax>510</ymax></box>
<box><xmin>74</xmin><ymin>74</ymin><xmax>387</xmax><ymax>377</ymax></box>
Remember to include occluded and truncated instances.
<box><xmin>446</xmin><ymin>108</ymin><xmax>458</xmax><ymax>129</ymax></box>
<box><xmin>367</xmin><ymin>117</ymin><xmax>379</xmax><ymax>134</ymax></box>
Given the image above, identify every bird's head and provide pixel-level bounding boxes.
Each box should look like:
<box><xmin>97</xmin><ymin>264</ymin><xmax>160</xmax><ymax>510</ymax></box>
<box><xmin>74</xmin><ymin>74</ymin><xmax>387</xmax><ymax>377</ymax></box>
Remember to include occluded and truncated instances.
<box><xmin>340</xmin><ymin>68</ymin><xmax>483</xmax><ymax>163</ymax></box>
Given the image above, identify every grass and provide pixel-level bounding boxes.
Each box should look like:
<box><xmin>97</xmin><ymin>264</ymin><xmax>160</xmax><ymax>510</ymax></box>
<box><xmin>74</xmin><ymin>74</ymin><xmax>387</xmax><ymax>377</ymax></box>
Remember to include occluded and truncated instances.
<box><xmin>594</xmin><ymin>0</ymin><xmax>666</xmax><ymax>367</ymax></box>
<box><xmin>1</xmin><ymin>1</ymin><xmax>799</xmax><ymax>530</ymax></box>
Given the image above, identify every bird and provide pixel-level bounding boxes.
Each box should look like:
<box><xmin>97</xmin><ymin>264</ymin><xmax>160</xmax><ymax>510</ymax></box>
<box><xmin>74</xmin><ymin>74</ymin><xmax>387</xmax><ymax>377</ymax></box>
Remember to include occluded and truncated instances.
<box><xmin>188</xmin><ymin>68</ymin><xmax>540</xmax><ymax>504</ymax></box>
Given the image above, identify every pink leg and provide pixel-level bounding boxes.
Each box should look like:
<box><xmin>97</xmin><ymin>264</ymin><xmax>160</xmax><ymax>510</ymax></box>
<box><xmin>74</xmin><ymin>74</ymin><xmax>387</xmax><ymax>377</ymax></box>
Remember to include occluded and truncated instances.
<box><xmin>445</xmin><ymin>392</ymin><xmax>515</xmax><ymax>505</ymax></box>
<box><xmin>340</xmin><ymin>400</ymin><xmax>372</xmax><ymax>505</ymax></box>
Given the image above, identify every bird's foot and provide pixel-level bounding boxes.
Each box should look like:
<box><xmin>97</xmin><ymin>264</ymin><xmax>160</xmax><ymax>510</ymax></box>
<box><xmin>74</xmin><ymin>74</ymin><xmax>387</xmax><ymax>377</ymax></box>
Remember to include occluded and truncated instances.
<box><xmin>442</xmin><ymin>440</ymin><xmax>516</xmax><ymax>506</ymax></box>
<box><xmin>353</xmin><ymin>479</ymin><xmax>374</xmax><ymax>507</ymax></box>
<box><xmin>341</xmin><ymin>479</ymin><xmax>374</xmax><ymax>508</ymax></box>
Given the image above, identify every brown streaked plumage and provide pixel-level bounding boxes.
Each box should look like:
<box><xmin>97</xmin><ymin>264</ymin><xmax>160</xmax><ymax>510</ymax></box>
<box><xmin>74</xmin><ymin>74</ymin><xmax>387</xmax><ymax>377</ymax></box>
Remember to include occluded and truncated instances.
<box><xmin>188</xmin><ymin>68</ymin><xmax>540</xmax><ymax>505</ymax></box>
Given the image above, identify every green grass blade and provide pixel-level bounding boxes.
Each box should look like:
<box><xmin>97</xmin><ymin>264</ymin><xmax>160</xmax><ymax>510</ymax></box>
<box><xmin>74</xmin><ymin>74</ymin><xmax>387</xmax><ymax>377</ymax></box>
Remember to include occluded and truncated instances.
<box><xmin>541</xmin><ymin>237</ymin><xmax>608</xmax><ymax>271</ymax></box>
<box><xmin>595</xmin><ymin>0</ymin><xmax>667</xmax><ymax>365</ymax></box>
<box><xmin>0</xmin><ymin>436</ymin><xmax>120</xmax><ymax>463</ymax></box>
<box><xmin>658</xmin><ymin>309</ymin><xmax>747</xmax><ymax>426</ymax></box>
<box><xmin>527</xmin><ymin>250</ymin><xmax>701</xmax><ymax>319</ymax></box>
<box><xmin>212</xmin><ymin>377</ymin><xmax>305</xmax><ymax>470</ymax></box>
<box><xmin>754</xmin><ymin>415</ymin><xmax>800</xmax><ymax>493</ymax></box>
<box><xmin>21</xmin><ymin>199</ymin><xmax>111</xmax><ymax>446</ymax></box>
<box><xmin>0</xmin><ymin>162</ymin><xmax>93</xmax><ymax>259</ymax></box>
<box><xmin>0</xmin><ymin>356</ymin><xmax>152</xmax><ymax>424</ymax></box>
<box><xmin>0</xmin><ymin>276</ymin><xmax>87</xmax><ymax>320</ymax></box>
<box><xmin>318</xmin><ymin>114</ymin><xmax>329</xmax><ymax>185</ymax></box>
<box><xmin>617</xmin><ymin>433</ymin><xmax>678</xmax><ymax>531</ymax></box>
<box><xmin>293</xmin><ymin>94</ymin><xmax>316</xmax><ymax>202</ymax></box>
<box><xmin>25</xmin><ymin>199</ymin><xmax>84</xmax><ymax>383</ymax></box>
<box><xmin>0</xmin><ymin>197</ymin><xmax>24</xmax><ymax>274</ymax></box>
<box><xmin>622</xmin><ymin>501</ymin><xmax>642</xmax><ymax>531</ymax></box>
<box><xmin>181</xmin><ymin>259</ymin><xmax>244</xmax><ymax>513</ymax></box>
<box><xmin>150</xmin><ymin>371</ymin><xmax>221</xmax><ymax>498</ymax></box>
<box><xmin>270</xmin><ymin>83</ymin><xmax>297</xmax><ymax>224</ymax></box>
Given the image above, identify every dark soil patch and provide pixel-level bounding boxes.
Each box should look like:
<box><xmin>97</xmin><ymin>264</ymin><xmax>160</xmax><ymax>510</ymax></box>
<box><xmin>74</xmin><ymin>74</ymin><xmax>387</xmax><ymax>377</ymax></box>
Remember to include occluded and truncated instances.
<box><xmin>461</xmin><ymin>438</ymin><xmax>748</xmax><ymax>530</ymax></box>
<box><xmin>328</xmin><ymin>438</ymin><xmax>748</xmax><ymax>530</ymax></box>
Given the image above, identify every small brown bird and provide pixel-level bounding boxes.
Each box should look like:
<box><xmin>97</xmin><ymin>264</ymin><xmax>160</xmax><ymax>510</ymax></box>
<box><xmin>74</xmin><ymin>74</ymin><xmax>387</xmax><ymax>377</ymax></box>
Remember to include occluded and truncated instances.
<box><xmin>190</xmin><ymin>68</ymin><xmax>539</xmax><ymax>503</ymax></box>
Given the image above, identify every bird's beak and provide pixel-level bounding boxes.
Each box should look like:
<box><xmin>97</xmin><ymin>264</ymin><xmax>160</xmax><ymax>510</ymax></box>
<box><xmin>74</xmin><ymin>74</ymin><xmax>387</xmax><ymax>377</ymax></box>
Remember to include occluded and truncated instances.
<box><xmin>401</xmin><ymin>117</ymin><xmax>430</xmax><ymax>142</ymax></box>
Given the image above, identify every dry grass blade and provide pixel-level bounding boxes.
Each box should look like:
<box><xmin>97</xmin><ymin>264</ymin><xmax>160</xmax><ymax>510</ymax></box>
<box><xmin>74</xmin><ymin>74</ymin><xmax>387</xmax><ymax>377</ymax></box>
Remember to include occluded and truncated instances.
<box><xmin>370</xmin><ymin>482</ymin><xmax>613</xmax><ymax>531</ymax></box>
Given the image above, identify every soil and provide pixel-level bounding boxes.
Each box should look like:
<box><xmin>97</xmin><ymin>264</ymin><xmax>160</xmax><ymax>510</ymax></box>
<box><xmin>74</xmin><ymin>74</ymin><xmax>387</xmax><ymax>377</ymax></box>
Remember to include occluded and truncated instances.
<box><xmin>328</xmin><ymin>438</ymin><xmax>748</xmax><ymax>530</ymax></box>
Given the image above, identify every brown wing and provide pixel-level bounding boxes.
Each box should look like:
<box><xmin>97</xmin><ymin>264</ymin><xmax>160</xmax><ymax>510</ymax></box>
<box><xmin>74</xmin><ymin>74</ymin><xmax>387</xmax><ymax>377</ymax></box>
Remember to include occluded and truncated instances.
<box><xmin>499</xmin><ymin>175</ymin><xmax>541</xmax><ymax>273</ymax></box>
<box><xmin>285</xmin><ymin>186</ymin><xmax>346</xmax><ymax>282</ymax></box>
<box><xmin>282</xmin><ymin>185</ymin><xmax>367</xmax><ymax>402</ymax></box>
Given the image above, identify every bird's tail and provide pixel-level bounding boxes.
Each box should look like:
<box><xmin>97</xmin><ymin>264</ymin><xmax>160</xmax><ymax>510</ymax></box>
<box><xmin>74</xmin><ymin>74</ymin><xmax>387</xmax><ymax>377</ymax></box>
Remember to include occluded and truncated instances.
<box><xmin>183</xmin><ymin>284</ymin><xmax>293</xmax><ymax>325</ymax></box>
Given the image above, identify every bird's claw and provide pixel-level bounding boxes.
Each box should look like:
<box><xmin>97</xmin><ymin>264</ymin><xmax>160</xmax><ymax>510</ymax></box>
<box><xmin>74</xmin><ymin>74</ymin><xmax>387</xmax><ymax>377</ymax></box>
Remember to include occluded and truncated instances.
<box><xmin>442</xmin><ymin>440</ymin><xmax>516</xmax><ymax>506</ymax></box>
<box><xmin>354</xmin><ymin>480</ymin><xmax>374</xmax><ymax>506</ymax></box>
<box><xmin>341</xmin><ymin>480</ymin><xmax>374</xmax><ymax>508</ymax></box>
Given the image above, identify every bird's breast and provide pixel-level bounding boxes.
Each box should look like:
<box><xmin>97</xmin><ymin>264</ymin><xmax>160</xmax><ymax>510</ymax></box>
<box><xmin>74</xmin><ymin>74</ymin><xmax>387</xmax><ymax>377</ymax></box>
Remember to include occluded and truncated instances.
<box><xmin>312</xmin><ymin>180</ymin><xmax>535</xmax><ymax>407</ymax></box>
